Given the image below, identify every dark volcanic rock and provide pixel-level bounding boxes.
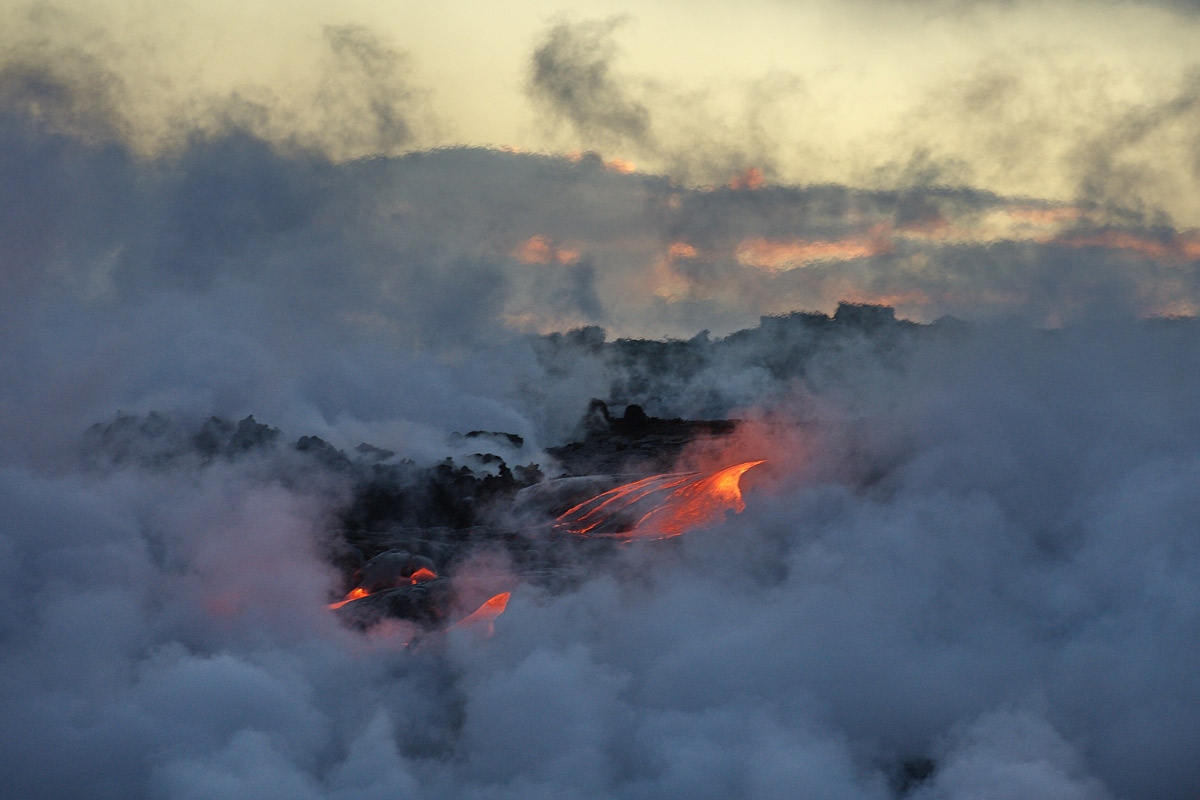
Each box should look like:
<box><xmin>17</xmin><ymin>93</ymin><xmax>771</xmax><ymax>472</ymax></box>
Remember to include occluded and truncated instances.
<box><xmin>82</xmin><ymin>412</ymin><xmax>283</xmax><ymax>469</ymax></box>
<box><xmin>358</xmin><ymin>550</ymin><xmax>439</xmax><ymax>592</ymax></box>
<box><xmin>334</xmin><ymin>578</ymin><xmax>455</xmax><ymax>628</ymax></box>
<box><xmin>228</xmin><ymin>415</ymin><xmax>282</xmax><ymax>452</ymax></box>
<box><xmin>547</xmin><ymin>400</ymin><xmax>736</xmax><ymax>476</ymax></box>
<box><xmin>461</xmin><ymin>430</ymin><xmax>525</xmax><ymax>449</ymax></box>
<box><xmin>339</xmin><ymin>458</ymin><xmax>538</xmax><ymax>534</ymax></box>
<box><xmin>534</xmin><ymin>302</ymin><xmax>948</xmax><ymax>418</ymax></box>
<box><xmin>295</xmin><ymin>435</ymin><xmax>354</xmax><ymax>470</ymax></box>
<box><xmin>354</xmin><ymin>442</ymin><xmax>396</xmax><ymax>462</ymax></box>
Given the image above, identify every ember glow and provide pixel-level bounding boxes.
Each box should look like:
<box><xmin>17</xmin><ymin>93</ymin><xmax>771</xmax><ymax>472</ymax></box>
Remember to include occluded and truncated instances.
<box><xmin>557</xmin><ymin>461</ymin><xmax>765</xmax><ymax>539</ymax></box>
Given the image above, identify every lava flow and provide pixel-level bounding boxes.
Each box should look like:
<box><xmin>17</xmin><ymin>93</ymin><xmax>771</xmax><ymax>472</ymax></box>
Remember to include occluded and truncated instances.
<box><xmin>328</xmin><ymin>566</ymin><xmax>439</xmax><ymax>610</ymax></box>
<box><xmin>328</xmin><ymin>586</ymin><xmax>369</xmax><ymax>610</ymax></box>
<box><xmin>556</xmin><ymin>460</ymin><xmax>765</xmax><ymax>539</ymax></box>
<box><xmin>454</xmin><ymin>592</ymin><xmax>511</xmax><ymax>636</ymax></box>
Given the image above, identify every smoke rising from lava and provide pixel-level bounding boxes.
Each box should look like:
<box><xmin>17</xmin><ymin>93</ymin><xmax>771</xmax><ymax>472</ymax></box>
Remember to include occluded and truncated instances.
<box><xmin>2</xmin><ymin>22</ymin><xmax>1200</xmax><ymax>800</ymax></box>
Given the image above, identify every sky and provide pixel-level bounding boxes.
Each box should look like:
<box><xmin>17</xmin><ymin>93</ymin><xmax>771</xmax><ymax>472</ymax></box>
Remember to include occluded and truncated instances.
<box><xmin>7</xmin><ymin>0</ymin><xmax>1200</xmax><ymax>332</ymax></box>
<box><xmin>7</xmin><ymin>0</ymin><xmax>1200</xmax><ymax>212</ymax></box>
<box><xmin>3</xmin><ymin>2</ymin><xmax>1200</xmax><ymax>798</ymax></box>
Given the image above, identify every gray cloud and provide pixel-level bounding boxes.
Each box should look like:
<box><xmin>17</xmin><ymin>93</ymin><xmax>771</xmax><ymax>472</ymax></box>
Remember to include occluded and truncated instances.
<box><xmin>528</xmin><ymin>18</ymin><xmax>654</xmax><ymax>151</ymax></box>
<box><xmin>1071</xmin><ymin>69</ymin><xmax>1200</xmax><ymax>226</ymax></box>
<box><xmin>525</xmin><ymin>18</ymin><xmax>804</xmax><ymax>186</ymax></box>
<box><xmin>316</xmin><ymin>24</ymin><xmax>426</xmax><ymax>155</ymax></box>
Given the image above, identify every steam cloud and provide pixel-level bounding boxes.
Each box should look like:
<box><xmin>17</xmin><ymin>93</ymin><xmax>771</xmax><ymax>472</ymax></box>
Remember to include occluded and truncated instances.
<box><xmin>3</xmin><ymin>17</ymin><xmax>1200</xmax><ymax>800</ymax></box>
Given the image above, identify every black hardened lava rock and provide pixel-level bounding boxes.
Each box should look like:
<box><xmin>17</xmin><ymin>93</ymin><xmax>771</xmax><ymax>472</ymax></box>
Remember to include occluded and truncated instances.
<box><xmin>334</xmin><ymin>578</ymin><xmax>456</xmax><ymax>628</ymax></box>
<box><xmin>546</xmin><ymin>399</ymin><xmax>736</xmax><ymax>476</ymax></box>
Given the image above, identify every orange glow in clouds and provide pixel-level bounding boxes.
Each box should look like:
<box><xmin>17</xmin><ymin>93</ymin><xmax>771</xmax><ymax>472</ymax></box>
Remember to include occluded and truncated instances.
<box><xmin>512</xmin><ymin>235</ymin><xmax>579</xmax><ymax>264</ymax></box>
<box><xmin>564</xmin><ymin>152</ymin><xmax>636</xmax><ymax>173</ymax></box>
<box><xmin>1057</xmin><ymin>230</ymin><xmax>1200</xmax><ymax>262</ymax></box>
<box><xmin>651</xmin><ymin>241</ymin><xmax>702</xmax><ymax>301</ymax></box>
<box><xmin>729</xmin><ymin>166</ymin><xmax>764</xmax><ymax>190</ymax></box>
<box><xmin>668</xmin><ymin>241</ymin><xmax>698</xmax><ymax>259</ymax></box>
<box><xmin>736</xmin><ymin>232</ymin><xmax>890</xmax><ymax>271</ymax></box>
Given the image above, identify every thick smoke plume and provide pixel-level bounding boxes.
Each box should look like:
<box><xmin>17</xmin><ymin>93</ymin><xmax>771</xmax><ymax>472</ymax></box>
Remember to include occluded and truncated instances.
<box><xmin>3</xmin><ymin>28</ymin><xmax>1200</xmax><ymax>800</ymax></box>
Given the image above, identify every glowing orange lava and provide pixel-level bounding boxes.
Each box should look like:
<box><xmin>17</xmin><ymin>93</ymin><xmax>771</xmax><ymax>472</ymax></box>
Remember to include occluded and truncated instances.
<box><xmin>409</xmin><ymin>567</ymin><xmax>437</xmax><ymax>583</ymax></box>
<box><xmin>557</xmin><ymin>460</ymin><xmax>765</xmax><ymax>539</ymax></box>
<box><xmin>329</xmin><ymin>586</ymin><xmax>369</xmax><ymax>610</ymax></box>
<box><xmin>455</xmin><ymin>592</ymin><xmax>511</xmax><ymax>636</ymax></box>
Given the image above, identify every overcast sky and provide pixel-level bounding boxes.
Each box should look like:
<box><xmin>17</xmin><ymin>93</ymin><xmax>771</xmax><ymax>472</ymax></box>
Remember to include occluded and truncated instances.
<box><xmin>6</xmin><ymin>0</ymin><xmax>1200</xmax><ymax>221</ymax></box>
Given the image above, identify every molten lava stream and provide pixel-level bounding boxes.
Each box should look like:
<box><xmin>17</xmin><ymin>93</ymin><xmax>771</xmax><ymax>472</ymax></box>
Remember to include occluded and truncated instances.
<box><xmin>328</xmin><ymin>586</ymin><xmax>370</xmax><ymax>610</ymax></box>
<box><xmin>454</xmin><ymin>592</ymin><xmax>511</xmax><ymax>636</ymax></box>
<box><xmin>637</xmin><ymin>459</ymin><xmax>764</xmax><ymax>537</ymax></box>
<box><xmin>556</xmin><ymin>460</ymin><xmax>765</xmax><ymax>539</ymax></box>
<box><xmin>557</xmin><ymin>473</ymin><xmax>696</xmax><ymax>534</ymax></box>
